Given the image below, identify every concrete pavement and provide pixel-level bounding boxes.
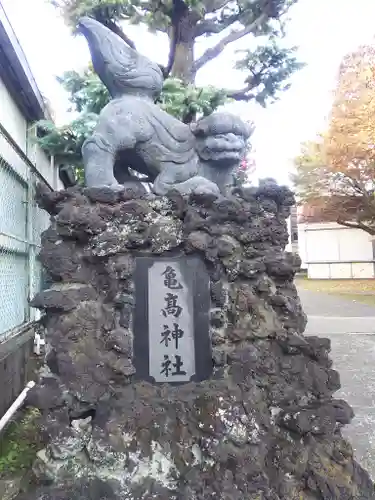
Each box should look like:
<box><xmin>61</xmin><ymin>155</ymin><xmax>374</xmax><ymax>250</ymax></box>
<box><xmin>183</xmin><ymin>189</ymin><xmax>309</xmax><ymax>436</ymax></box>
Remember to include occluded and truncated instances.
<box><xmin>298</xmin><ymin>287</ymin><xmax>375</xmax><ymax>479</ymax></box>
<box><xmin>299</xmin><ymin>287</ymin><xmax>375</xmax><ymax>318</ymax></box>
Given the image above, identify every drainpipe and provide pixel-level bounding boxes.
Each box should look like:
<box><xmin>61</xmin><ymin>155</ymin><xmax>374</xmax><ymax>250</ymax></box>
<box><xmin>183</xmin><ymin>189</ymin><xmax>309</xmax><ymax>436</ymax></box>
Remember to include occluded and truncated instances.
<box><xmin>0</xmin><ymin>381</ymin><xmax>35</xmax><ymax>434</ymax></box>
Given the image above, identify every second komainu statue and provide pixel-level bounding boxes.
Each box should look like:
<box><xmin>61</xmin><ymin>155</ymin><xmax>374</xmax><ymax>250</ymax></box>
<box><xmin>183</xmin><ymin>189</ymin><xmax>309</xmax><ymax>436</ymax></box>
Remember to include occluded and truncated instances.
<box><xmin>78</xmin><ymin>17</ymin><xmax>252</xmax><ymax>196</ymax></box>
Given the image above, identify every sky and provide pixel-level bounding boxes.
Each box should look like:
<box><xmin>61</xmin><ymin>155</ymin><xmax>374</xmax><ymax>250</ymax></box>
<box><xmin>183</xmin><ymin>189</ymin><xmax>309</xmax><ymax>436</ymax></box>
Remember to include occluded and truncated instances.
<box><xmin>2</xmin><ymin>0</ymin><xmax>375</xmax><ymax>185</ymax></box>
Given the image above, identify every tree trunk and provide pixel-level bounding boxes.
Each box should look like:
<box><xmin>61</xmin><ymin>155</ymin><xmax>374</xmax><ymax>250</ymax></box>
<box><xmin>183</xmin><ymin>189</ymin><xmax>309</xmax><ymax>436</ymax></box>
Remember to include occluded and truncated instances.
<box><xmin>167</xmin><ymin>4</ymin><xmax>199</xmax><ymax>84</ymax></box>
<box><xmin>171</xmin><ymin>40</ymin><xmax>195</xmax><ymax>83</ymax></box>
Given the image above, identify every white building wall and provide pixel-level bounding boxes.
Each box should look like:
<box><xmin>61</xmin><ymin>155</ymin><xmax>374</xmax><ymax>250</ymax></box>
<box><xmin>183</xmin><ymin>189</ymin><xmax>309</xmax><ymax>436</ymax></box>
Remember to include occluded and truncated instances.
<box><xmin>0</xmin><ymin>78</ymin><xmax>27</xmax><ymax>152</ymax></box>
<box><xmin>0</xmin><ymin>75</ymin><xmax>61</xmax><ymax>340</ymax></box>
<box><xmin>285</xmin><ymin>207</ymin><xmax>299</xmax><ymax>254</ymax></box>
<box><xmin>297</xmin><ymin>221</ymin><xmax>375</xmax><ymax>279</ymax></box>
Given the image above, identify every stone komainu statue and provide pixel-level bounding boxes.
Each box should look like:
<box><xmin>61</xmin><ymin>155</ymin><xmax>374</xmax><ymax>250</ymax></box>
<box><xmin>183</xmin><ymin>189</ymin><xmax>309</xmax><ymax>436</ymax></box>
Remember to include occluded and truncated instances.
<box><xmin>78</xmin><ymin>17</ymin><xmax>252</xmax><ymax>195</ymax></box>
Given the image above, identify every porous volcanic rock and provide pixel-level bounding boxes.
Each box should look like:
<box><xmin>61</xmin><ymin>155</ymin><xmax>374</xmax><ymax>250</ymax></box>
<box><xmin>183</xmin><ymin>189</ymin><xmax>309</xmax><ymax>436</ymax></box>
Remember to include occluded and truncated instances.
<box><xmin>19</xmin><ymin>181</ymin><xmax>374</xmax><ymax>499</ymax></box>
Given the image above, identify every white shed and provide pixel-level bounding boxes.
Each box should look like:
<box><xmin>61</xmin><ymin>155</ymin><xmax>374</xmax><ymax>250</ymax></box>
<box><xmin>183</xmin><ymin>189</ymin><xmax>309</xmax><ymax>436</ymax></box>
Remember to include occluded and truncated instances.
<box><xmin>297</xmin><ymin>220</ymin><xmax>375</xmax><ymax>279</ymax></box>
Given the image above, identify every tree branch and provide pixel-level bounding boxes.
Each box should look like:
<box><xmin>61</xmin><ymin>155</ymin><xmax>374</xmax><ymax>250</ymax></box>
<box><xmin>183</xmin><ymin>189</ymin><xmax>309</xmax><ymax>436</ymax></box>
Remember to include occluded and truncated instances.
<box><xmin>195</xmin><ymin>20</ymin><xmax>226</xmax><ymax>37</ymax></box>
<box><xmin>202</xmin><ymin>0</ymin><xmax>232</xmax><ymax>14</ymax></box>
<box><xmin>336</xmin><ymin>218</ymin><xmax>375</xmax><ymax>235</ymax></box>
<box><xmin>227</xmin><ymin>86</ymin><xmax>255</xmax><ymax>101</ymax></box>
<box><xmin>192</xmin><ymin>12</ymin><xmax>267</xmax><ymax>73</ymax></box>
<box><xmin>226</xmin><ymin>65</ymin><xmax>268</xmax><ymax>101</ymax></box>
<box><xmin>97</xmin><ymin>18</ymin><xmax>136</xmax><ymax>49</ymax></box>
<box><xmin>336</xmin><ymin>219</ymin><xmax>361</xmax><ymax>230</ymax></box>
<box><xmin>344</xmin><ymin>176</ymin><xmax>375</xmax><ymax>221</ymax></box>
<box><xmin>195</xmin><ymin>14</ymin><xmax>240</xmax><ymax>37</ymax></box>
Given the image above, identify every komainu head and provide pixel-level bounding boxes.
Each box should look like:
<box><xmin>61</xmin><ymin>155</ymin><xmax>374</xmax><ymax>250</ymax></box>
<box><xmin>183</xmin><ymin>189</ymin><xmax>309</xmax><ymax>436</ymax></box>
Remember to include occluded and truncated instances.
<box><xmin>192</xmin><ymin>112</ymin><xmax>253</xmax><ymax>168</ymax></box>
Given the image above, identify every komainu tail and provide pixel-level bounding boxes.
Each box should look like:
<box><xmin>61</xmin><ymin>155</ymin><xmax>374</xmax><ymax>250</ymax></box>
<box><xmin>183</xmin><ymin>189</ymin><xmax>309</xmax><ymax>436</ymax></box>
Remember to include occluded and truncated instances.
<box><xmin>78</xmin><ymin>17</ymin><xmax>164</xmax><ymax>99</ymax></box>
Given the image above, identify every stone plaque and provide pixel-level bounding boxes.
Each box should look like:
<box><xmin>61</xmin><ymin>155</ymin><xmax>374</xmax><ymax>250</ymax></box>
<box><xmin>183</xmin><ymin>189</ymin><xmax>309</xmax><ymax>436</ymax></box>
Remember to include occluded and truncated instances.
<box><xmin>134</xmin><ymin>256</ymin><xmax>211</xmax><ymax>383</ymax></box>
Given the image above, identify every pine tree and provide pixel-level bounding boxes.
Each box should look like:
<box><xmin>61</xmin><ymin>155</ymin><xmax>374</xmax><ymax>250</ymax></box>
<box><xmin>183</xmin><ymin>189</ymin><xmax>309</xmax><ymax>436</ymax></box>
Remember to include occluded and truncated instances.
<box><xmin>38</xmin><ymin>0</ymin><xmax>303</xmax><ymax>175</ymax></box>
<box><xmin>51</xmin><ymin>0</ymin><xmax>301</xmax><ymax>91</ymax></box>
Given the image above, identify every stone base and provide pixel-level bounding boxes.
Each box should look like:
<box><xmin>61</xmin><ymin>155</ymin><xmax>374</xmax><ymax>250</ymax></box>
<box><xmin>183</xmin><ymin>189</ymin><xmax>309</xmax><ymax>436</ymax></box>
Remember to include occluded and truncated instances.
<box><xmin>19</xmin><ymin>183</ymin><xmax>374</xmax><ymax>499</ymax></box>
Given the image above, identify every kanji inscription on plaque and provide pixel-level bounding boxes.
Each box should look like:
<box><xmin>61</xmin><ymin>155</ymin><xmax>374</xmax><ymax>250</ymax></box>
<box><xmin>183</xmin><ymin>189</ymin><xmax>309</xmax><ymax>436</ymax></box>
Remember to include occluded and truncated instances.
<box><xmin>134</xmin><ymin>257</ymin><xmax>211</xmax><ymax>384</ymax></box>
